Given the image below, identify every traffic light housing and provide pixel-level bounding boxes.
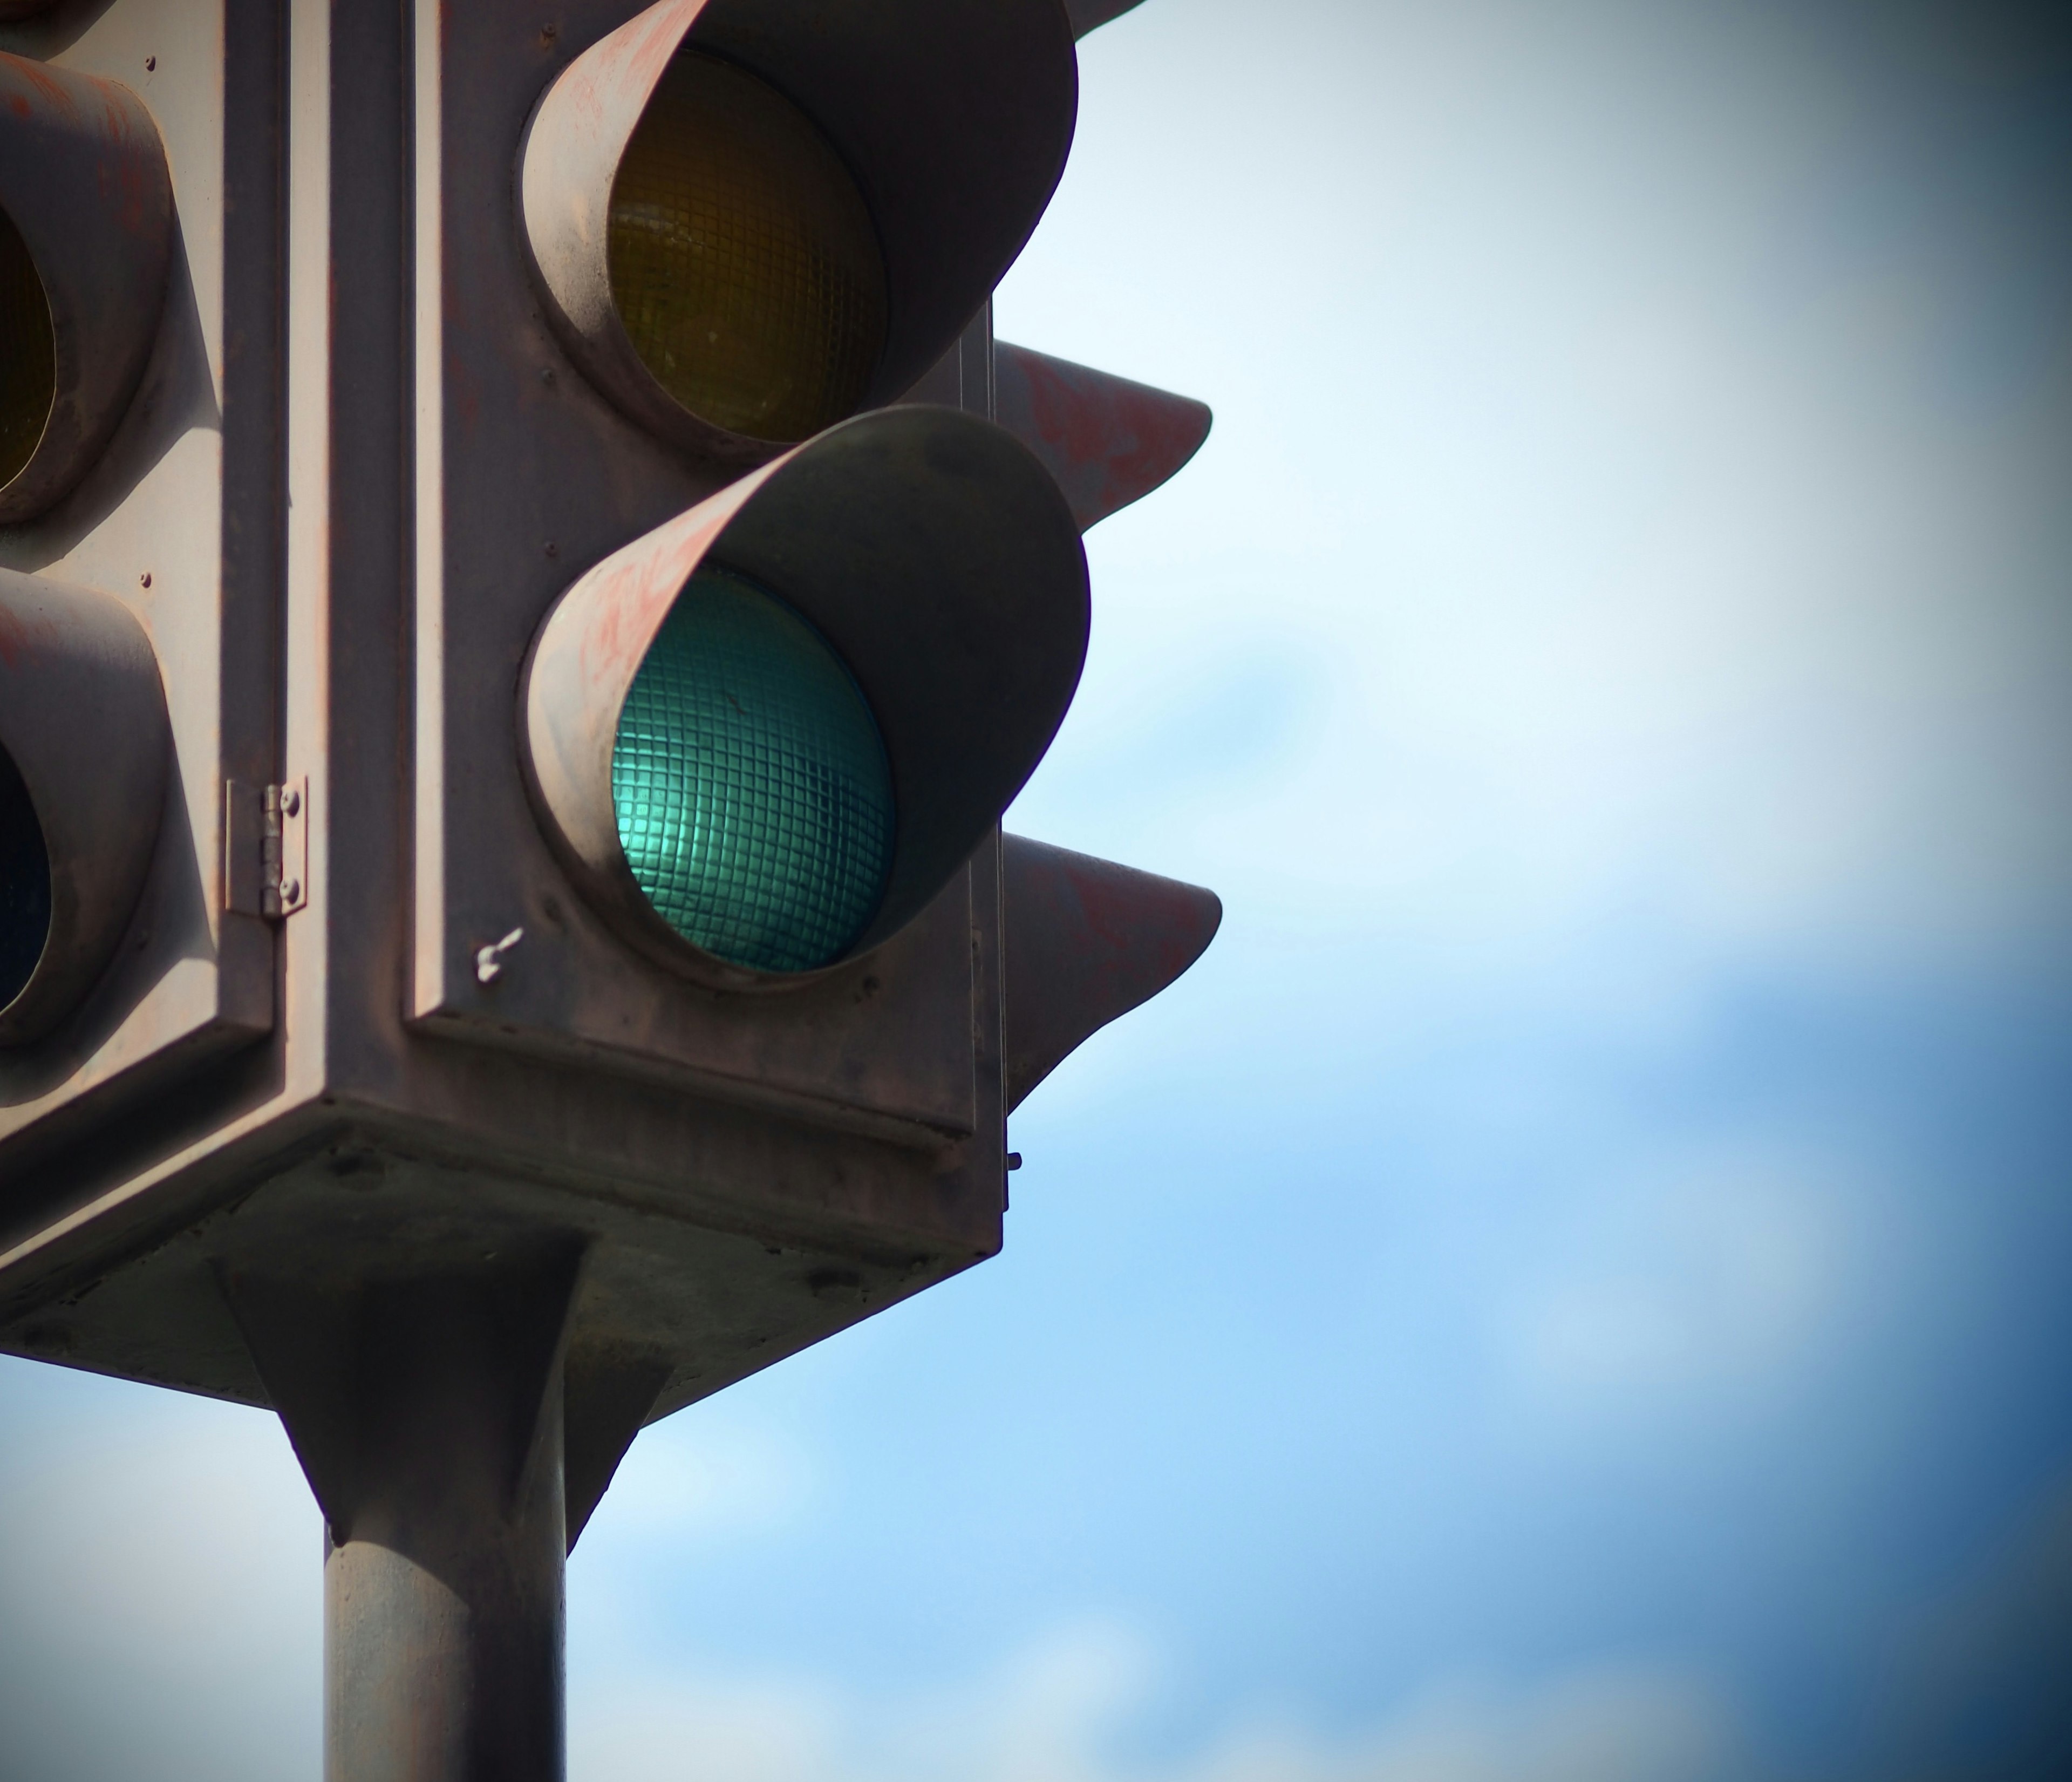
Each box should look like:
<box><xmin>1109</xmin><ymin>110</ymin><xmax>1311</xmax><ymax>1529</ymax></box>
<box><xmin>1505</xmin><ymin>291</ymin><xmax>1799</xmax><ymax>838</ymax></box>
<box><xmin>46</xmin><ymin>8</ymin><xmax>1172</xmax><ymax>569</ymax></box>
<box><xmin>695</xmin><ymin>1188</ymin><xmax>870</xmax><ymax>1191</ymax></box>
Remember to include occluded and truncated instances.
<box><xmin>517</xmin><ymin>0</ymin><xmax>1075</xmax><ymax>460</ymax></box>
<box><xmin>0</xmin><ymin>16</ymin><xmax>280</xmax><ymax>1166</ymax></box>
<box><xmin>520</xmin><ymin>405</ymin><xmax>1088</xmax><ymax>987</ymax></box>
<box><xmin>0</xmin><ymin>52</ymin><xmax>178</xmax><ymax>1046</ymax></box>
<box><xmin>0</xmin><ymin>569</ymin><xmax>171</xmax><ymax>1046</ymax></box>
<box><xmin>0</xmin><ymin>52</ymin><xmax>173</xmax><ymax>522</ymax></box>
<box><xmin>1</xmin><ymin>0</ymin><xmax>1221</xmax><ymax>1767</ymax></box>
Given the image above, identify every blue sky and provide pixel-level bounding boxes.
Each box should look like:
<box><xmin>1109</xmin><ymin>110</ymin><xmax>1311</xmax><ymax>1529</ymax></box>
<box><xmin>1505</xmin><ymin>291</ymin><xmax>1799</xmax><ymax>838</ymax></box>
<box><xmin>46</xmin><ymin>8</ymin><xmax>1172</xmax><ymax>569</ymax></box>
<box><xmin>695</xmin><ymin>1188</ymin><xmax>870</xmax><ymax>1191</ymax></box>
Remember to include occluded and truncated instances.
<box><xmin>5</xmin><ymin>2</ymin><xmax>2071</xmax><ymax>1779</ymax></box>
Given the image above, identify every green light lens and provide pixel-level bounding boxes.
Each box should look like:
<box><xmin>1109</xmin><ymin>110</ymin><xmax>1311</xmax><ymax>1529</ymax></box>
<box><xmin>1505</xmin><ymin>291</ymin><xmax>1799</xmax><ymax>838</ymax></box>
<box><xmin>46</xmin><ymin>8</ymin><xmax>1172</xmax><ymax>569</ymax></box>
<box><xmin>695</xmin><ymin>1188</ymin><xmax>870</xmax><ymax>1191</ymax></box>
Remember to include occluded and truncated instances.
<box><xmin>0</xmin><ymin>739</ymin><xmax>51</xmax><ymax>1012</ymax></box>
<box><xmin>0</xmin><ymin>202</ymin><xmax>55</xmax><ymax>491</ymax></box>
<box><xmin>612</xmin><ymin>568</ymin><xmax>894</xmax><ymax>974</ymax></box>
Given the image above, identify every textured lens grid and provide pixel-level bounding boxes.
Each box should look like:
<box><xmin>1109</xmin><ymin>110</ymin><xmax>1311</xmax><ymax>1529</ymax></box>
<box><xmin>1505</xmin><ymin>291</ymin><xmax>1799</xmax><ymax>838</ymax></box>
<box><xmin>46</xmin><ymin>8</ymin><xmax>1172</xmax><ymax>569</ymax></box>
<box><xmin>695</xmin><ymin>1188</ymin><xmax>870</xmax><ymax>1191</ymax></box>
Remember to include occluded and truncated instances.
<box><xmin>608</xmin><ymin>52</ymin><xmax>888</xmax><ymax>444</ymax></box>
<box><xmin>613</xmin><ymin>568</ymin><xmax>894</xmax><ymax>974</ymax></box>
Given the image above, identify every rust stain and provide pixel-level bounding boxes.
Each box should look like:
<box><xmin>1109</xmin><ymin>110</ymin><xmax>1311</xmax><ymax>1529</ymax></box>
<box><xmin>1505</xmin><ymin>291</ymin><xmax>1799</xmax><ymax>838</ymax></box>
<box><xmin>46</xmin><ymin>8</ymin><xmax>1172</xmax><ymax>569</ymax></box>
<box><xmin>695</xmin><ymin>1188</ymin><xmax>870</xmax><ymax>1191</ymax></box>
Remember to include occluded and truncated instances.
<box><xmin>995</xmin><ymin>344</ymin><xmax>1211</xmax><ymax>532</ymax></box>
<box><xmin>556</xmin><ymin>0</ymin><xmax>705</xmax><ymax>139</ymax></box>
<box><xmin>1</xmin><ymin>56</ymin><xmax>85</xmax><ymax>119</ymax></box>
<box><xmin>1059</xmin><ymin>855</ymin><xmax>1217</xmax><ymax>981</ymax></box>
<box><xmin>563</xmin><ymin>445</ymin><xmax>790</xmax><ymax>713</ymax></box>
<box><xmin>0</xmin><ymin>598</ymin><xmax>63</xmax><ymax>671</ymax></box>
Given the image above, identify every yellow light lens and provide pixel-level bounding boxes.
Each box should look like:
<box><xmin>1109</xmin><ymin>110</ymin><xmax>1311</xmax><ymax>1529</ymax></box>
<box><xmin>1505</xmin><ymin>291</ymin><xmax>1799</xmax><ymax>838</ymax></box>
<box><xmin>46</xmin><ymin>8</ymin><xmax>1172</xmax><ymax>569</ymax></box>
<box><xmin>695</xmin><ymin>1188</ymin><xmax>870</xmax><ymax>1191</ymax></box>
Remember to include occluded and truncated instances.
<box><xmin>0</xmin><ymin>203</ymin><xmax>54</xmax><ymax>491</ymax></box>
<box><xmin>608</xmin><ymin>52</ymin><xmax>888</xmax><ymax>444</ymax></box>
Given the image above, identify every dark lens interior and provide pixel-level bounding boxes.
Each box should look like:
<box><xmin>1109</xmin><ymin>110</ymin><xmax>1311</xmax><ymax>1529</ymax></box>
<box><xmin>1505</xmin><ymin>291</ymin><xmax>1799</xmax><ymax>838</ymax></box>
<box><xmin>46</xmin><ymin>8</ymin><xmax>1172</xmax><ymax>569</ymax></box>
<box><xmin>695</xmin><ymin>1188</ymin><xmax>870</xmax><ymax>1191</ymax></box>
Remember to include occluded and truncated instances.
<box><xmin>0</xmin><ymin>201</ymin><xmax>56</xmax><ymax>491</ymax></box>
<box><xmin>0</xmin><ymin>738</ymin><xmax>51</xmax><ymax>1012</ymax></box>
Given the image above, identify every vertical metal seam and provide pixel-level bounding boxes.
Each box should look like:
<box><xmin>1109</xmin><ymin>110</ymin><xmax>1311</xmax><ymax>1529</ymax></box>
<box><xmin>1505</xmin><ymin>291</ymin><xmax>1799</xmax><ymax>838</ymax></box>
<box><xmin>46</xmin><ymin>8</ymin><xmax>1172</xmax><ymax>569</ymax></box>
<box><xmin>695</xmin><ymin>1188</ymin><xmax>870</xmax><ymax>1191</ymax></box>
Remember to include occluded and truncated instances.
<box><xmin>406</xmin><ymin>0</ymin><xmax>440</xmax><ymax>1021</ymax></box>
<box><xmin>282</xmin><ymin>0</ymin><xmax>334</xmax><ymax>1096</ymax></box>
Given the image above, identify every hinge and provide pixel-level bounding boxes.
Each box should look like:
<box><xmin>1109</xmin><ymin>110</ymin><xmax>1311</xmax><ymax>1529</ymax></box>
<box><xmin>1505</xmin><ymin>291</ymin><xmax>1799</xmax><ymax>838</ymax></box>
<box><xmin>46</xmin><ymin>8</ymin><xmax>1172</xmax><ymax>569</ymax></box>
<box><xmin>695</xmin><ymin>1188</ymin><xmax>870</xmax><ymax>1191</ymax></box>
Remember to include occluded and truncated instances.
<box><xmin>224</xmin><ymin>778</ymin><xmax>309</xmax><ymax>919</ymax></box>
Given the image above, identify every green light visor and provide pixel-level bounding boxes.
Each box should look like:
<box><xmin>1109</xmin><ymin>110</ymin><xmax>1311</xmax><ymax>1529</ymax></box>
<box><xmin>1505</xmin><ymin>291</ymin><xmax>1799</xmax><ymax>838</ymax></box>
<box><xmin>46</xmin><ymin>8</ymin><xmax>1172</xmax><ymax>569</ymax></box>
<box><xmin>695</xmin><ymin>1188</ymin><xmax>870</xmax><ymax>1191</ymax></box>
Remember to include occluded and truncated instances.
<box><xmin>611</xmin><ymin>567</ymin><xmax>895</xmax><ymax>974</ymax></box>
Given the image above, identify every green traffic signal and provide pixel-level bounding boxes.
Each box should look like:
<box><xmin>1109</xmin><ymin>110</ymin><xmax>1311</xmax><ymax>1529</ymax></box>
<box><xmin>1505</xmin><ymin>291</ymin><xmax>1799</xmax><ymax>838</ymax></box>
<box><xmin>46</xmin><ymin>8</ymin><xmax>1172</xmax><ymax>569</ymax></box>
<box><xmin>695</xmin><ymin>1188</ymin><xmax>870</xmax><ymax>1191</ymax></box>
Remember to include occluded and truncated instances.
<box><xmin>612</xmin><ymin>566</ymin><xmax>894</xmax><ymax>974</ymax></box>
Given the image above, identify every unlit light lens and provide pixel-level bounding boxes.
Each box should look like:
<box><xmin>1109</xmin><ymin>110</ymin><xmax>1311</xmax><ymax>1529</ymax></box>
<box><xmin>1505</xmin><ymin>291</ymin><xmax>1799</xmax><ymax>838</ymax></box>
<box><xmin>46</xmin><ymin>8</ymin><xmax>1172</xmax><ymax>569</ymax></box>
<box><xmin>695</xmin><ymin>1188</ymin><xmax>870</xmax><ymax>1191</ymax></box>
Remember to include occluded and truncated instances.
<box><xmin>0</xmin><ymin>203</ymin><xmax>54</xmax><ymax>491</ymax></box>
<box><xmin>608</xmin><ymin>52</ymin><xmax>889</xmax><ymax>444</ymax></box>
<box><xmin>0</xmin><ymin>739</ymin><xmax>50</xmax><ymax>1014</ymax></box>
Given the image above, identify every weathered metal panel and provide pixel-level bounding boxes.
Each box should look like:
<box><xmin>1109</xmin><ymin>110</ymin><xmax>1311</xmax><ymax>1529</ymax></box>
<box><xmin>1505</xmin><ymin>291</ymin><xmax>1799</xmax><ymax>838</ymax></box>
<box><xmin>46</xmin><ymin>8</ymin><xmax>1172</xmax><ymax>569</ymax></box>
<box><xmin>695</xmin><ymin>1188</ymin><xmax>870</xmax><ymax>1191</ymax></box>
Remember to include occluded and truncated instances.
<box><xmin>0</xmin><ymin>568</ymin><xmax>169</xmax><ymax>1045</ymax></box>
<box><xmin>0</xmin><ymin>0</ymin><xmax>278</xmax><ymax>1163</ymax></box>
<box><xmin>994</xmin><ymin>340</ymin><xmax>1212</xmax><ymax>532</ymax></box>
<box><xmin>405</xmin><ymin>2</ymin><xmax>1026</xmax><ymax>1144</ymax></box>
<box><xmin>519</xmin><ymin>0</ymin><xmax>1078</xmax><ymax>460</ymax></box>
<box><xmin>521</xmin><ymin>406</ymin><xmax>1088</xmax><ymax>989</ymax></box>
<box><xmin>1002</xmin><ymin>832</ymin><xmax>1221</xmax><ymax>1112</ymax></box>
<box><xmin>1066</xmin><ymin>0</ymin><xmax>1149</xmax><ymax>39</ymax></box>
<box><xmin>0</xmin><ymin>51</ymin><xmax>172</xmax><ymax>523</ymax></box>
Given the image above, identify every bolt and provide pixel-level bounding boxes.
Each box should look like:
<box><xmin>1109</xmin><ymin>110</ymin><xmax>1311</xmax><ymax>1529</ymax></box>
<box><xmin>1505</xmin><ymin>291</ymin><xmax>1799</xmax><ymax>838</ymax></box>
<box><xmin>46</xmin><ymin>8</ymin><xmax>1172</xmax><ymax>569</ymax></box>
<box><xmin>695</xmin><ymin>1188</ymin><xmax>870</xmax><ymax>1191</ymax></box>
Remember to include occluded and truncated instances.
<box><xmin>139</xmin><ymin>572</ymin><xmax>152</xmax><ymax>588</ymax></box>
<box><xmin>279</xmin><ymin>878</ymin><xmax>302</xmax><ymax>904</ymax></box>
<box><xmin>544</xmin><ymin>540</ymin><xmax>558</xmax><ymax>557</ymax></box>
<box><xmin>280</xmin><ymin>787</ymin><xmax>301</xmax><ymax>817</ymax></box>
<box><xmin>144</xmin><ymin>55</ymin><xmax>156</xmax><ymax>71</ymax></box>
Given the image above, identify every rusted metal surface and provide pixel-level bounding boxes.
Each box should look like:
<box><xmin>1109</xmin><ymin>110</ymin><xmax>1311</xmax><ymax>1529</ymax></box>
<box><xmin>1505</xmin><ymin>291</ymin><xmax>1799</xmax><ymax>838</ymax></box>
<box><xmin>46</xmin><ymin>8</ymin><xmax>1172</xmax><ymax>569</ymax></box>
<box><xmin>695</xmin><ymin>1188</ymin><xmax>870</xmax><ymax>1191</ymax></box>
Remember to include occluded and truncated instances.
<box><xmin>1001</xmin><ymin>833</ymin><xmax>1221</xmax><ymax>1112</ymax></box>
<box><xmin>517</xmin><ymin>0</ymin><xmax>721</xmax><ymax>456</ymax></box>
<box><xmin>994</xmin><ymin>341</ymin><xmax>1211</xmax><ymax>532</ymax></box>
<box><xmin>0</xmin><ymin>0</ymin><xmax>281</xmax><ymax>1156</ymax></box>
<box><xmin>405</xmin><ymin>2</ymin><xmax>979</xmax><ymax>1141</ymax></box>
<box><xmin>0</xmin><ymin>1</ymin><xmax>1218</xmax><ymax>1773</ymax></box>
<box><xmin>0</xmin><ymin>0</ymin><xmax>1206</xmax><ymax>1430</ymax></box>
<box><xmin>520</xmin><ymin>0</ymin><xmax>1076</xmax><ymax>461</ymax></box>
<box><xmin>1065</xmin><ymin>0</ymin><xmax>1149</xmax><ymax>38</ymax></box>
<box><xmin>227</xmin><ymin>1244</ymin><xmax>587</xmax><ymax>1782</ymax></box>
<box><xmin>523</xmin><ymin>405</ymin><xmax>1087</xmax><ymax>989</ymax></box>
<box><xmin>0</xmin><ymin>567</ymin><xmax>169</xmax><ymax>1046</ymax></box>
<box><xmin>0</xmin><ymin>0</ymin><xmax>1020</xmax><ymax>1379</ymax></box>
<box><xmin>0</xmin><ymin>52</ymin><xmax>172</xmax><ymax>524</ymax></box>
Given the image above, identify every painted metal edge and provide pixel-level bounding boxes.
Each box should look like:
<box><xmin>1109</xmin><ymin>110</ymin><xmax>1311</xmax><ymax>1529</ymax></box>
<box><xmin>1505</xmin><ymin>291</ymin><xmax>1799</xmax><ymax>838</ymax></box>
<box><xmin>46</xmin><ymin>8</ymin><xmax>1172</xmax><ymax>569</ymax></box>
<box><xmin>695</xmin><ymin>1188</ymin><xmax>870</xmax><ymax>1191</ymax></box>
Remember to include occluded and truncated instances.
<box><xmin>994</xmin><ymin>340</ymin><xmax>1211</xmax><ymax>531</ymax></box>
<box><xmin>1001</xmin><ymin>832</ymin><xmax>1221</xmax><ymax>1111</ymax></box>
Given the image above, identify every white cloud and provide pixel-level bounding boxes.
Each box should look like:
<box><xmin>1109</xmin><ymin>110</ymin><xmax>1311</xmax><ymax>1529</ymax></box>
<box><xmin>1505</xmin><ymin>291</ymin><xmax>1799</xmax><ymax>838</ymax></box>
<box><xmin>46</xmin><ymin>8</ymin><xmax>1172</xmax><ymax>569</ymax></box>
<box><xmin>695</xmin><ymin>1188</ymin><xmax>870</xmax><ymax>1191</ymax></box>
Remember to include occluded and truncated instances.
<box><xmin>588</xmin><ymin>1405</ymin><xmax>818</xmax><ymax>1542</ymax></box>
<box><xmin>572</xmin><ymin>1623</ymin><xmax>1735</xmax><ymax>1782</ymax></box>
<box><xmin>0</xmin><ymin>1384</ymin><xmax>319</xmax><ymax>1782</ymax></box>
<box><xmin>1000</xmin><ymin>0</ymin><xmax>2072</xmax><ymax>999</ymax></box>
<box><xmin>1501</xmin><ymin>1147</ymin><xmax>1855</xmax><ymax>1407</ymax></box>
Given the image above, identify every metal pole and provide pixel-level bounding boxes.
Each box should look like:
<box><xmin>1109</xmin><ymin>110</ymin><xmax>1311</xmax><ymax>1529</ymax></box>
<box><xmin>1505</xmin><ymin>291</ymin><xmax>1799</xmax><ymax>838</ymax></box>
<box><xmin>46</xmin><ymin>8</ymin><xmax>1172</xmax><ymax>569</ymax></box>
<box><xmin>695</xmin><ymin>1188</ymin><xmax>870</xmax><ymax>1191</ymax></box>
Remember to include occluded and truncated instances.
<box><xmin>226</xmin><ymin>1247</ymin><xmax>581</xmax><ymax>1782</ymax></box>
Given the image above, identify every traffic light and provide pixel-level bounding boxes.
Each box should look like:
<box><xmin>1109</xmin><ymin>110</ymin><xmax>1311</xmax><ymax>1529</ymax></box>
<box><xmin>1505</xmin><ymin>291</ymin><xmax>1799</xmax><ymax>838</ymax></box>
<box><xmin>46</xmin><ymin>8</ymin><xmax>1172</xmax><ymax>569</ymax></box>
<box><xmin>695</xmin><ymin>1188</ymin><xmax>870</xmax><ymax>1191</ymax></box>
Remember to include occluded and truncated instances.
<box><xmin>0</xmin><ymin>31</ymin><xmax>277</xmax><ymax>1129</ymax></box>
<box><xmin>0</xmin><ymin>1</ymin><xmax>1219</xmax><ymax>1773</ymax></box>
<box><xmin>0</xmin><ymin>53</ymin><xmax>175</xmax><ymax>1045</ymax></box>
<box><xmin>0</xmin><ymin>569</ymin><xmax>171</xmax><ymax>1048</ymax></box>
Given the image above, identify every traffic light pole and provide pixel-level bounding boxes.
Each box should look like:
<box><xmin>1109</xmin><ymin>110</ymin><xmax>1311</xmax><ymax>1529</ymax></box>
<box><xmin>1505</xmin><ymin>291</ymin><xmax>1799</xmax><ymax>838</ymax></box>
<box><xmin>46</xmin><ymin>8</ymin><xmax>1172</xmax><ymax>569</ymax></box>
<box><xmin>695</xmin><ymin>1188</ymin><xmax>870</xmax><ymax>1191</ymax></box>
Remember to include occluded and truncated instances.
<box><xmin>227</xmin><ymin>1248</ymin><xmax>584</xmax><ymax>1782</ymax></box>
<box><xmin>2</xmin><ymin>2</ymin><xmax>1219</xmax><ymax>1772</ymax></box>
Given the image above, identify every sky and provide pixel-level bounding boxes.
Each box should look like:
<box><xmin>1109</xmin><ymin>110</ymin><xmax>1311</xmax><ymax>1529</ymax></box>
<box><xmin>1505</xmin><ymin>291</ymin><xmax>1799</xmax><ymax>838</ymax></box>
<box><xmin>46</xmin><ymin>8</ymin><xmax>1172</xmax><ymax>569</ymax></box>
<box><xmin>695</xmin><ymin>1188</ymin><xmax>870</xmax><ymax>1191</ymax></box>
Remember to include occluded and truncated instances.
<box><xmin>5</xmin><ymin>2</ymin><xmax>2072</xmax><ymax>1779</ymax></box>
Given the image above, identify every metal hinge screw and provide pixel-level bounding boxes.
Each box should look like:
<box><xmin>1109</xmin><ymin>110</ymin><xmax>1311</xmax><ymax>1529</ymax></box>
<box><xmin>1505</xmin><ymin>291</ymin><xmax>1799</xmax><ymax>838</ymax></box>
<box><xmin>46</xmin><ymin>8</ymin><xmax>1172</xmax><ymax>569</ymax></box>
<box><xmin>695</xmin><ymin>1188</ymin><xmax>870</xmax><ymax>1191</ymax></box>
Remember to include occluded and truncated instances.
<box><xmin>227</xmin><ymin>779</ymin><xmax>310</xmax><ymax>919</ymax></box>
